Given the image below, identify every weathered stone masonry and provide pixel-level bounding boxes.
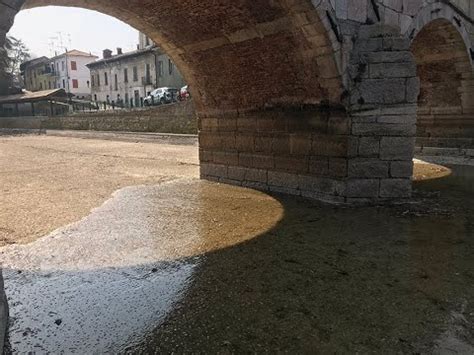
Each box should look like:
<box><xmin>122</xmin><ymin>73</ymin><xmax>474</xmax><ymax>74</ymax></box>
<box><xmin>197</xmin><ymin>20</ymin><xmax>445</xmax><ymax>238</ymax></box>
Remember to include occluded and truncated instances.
<box><xmin>0</xmin><ymin>0</ymin><xmax>473</xmax><ymax>204</ymax></box>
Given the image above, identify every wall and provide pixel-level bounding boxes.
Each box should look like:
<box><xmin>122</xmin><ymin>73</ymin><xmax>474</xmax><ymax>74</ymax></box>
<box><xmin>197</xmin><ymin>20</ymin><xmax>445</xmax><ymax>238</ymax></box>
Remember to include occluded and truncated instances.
<box><xmin>0</xmin><ymin>100</ymin><xmax>197</xmax><ymax>134</ymax></box>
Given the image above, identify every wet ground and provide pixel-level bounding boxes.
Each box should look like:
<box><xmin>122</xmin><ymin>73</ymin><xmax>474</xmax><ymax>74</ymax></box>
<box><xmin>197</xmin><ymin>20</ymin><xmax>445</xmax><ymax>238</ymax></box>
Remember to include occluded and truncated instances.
<box><xmin>0</xmin><ymin>134</ymin><xmax>473</xmax><ymax>353</ymax></box>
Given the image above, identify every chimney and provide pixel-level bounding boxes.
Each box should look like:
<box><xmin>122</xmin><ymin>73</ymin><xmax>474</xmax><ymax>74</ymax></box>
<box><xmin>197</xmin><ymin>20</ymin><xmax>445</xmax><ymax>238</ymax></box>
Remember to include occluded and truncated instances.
<box><xmin>117</xmin><ymin>48</ymin><xmax>123</xmax><ymax>55</ymax></box>
<box><xmin>103</xmin><ymin>49</ymin><xmax>112</xmax><ymax>59</ymax></box>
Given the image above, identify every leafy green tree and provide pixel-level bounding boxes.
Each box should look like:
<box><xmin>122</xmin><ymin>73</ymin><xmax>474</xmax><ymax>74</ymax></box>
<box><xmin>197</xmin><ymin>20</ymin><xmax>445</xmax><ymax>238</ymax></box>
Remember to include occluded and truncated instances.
<box><xmin>0</xmin><ymin>35</ymin><xmax>31</xmax><ymax>94</ymax></box>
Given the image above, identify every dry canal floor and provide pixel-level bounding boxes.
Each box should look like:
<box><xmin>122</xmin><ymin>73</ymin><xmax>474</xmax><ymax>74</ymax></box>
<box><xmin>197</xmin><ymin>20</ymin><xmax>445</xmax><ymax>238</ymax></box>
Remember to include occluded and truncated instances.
<box><xmin>0</xmin><ymin>134</ymin><xmax>473</xmax><ymax>353</ymax></box>
<box><xmin>0</xmin><ymin>134</ymin><xmax>199</xmax><ymax>246</ymax></box>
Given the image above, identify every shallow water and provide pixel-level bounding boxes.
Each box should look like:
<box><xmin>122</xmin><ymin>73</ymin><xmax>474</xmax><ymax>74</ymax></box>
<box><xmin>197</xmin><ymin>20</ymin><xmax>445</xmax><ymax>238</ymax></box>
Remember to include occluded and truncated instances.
<box><xmin>1</xmin><ymin>180</ymin><xmax>283</xmax><ymax>353</ymax></box>
<box><xmin>2</xmin><ymin>166</ymin><xmax>474</xmax><ymax>353</ymax></box>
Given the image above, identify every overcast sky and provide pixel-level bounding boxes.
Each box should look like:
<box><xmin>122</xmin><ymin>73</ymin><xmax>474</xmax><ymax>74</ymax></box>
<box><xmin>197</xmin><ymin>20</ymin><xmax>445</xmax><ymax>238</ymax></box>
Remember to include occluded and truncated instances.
<box><xmin>8</xmin><ymin>6</ymin><xmax>139</xmax><ymax>58</ymax></box>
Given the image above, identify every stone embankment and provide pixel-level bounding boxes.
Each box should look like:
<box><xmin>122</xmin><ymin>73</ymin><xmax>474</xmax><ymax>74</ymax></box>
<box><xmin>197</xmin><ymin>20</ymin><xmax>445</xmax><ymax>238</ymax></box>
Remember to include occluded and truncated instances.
<box><xmin>0</xmin><ymin>100</ymin><xmax>197</xmax><ymax>135</ymax></box>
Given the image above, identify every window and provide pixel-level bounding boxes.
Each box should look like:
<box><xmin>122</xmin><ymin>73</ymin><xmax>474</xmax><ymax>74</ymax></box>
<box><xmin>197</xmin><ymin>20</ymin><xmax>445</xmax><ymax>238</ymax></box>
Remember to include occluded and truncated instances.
<box><xmin>62</xmin><ymin>79</ymin><xmax>66</xmax><ymax>88</ymax></box>
<box><xmin>97</xmin><ymin>74</ymin><xmax>100</xmax><ymax>86</ymax></box>
<box><xmin>87</xmin><ymin>80</ymin><xmax>90</xmax><ymax>88</ymax></box>
<box><xmin>104</xmin><ymin>72</ymin><xmax>108</xmax><ymax>86</ymax></box>
<box><xmin>114</xmin><ymin>74</ymin><xmax>118</xmax><ymax>91</ymax></box>
<box><xmin>124</xmin><ymin>68</ymin><xmax>128</xmax><ymax>83</ymax></box>
<box><xmin>94</xmin><ymin>94</ymin><xmax>97</xmax><ymax>101</ymax></box>
<box><xmin>158</xmin><ymin>61</ymin><xmax>163</xmax><ymax>77</ymax></box>
<box><xmin>168</xmin><ymin>59</ymin><xmax>173</xmax><ymax>75</ymax></box>
<box><xmin>72</xmin><ymin>79</ymin><xmax>79</xmax><ymax>89</ymax></box>
<box><xmin>133</xmin><ymin>66</ymin><xmax>138</xmax><ymax>82</ymax></box>
<box><xmin>39</xmin><ymin>82</ymin><xmax>43</xmax><ymax>90</ymax></box>
<box><xmin>62</xmin><ymin>61</ymin><xmax>65</xmax><ymax>71</ymax></box>
<box><xmin>125</xmin><ymin>93</ymin><xmax>129</xmax><ymax>106</ymax></box>
<box><xmin>48</xmin><ymin>81</ymin><xmax>51</xmax><ymax>89</ymax></box>
<box><xmin>71</xmin><ymin>61</ymin><xmax>77</xmax><ymax>71</ymax></box>
<box><xmin>145</xmin><ymin>36</ymin><xmax>150</xmax><ymax>46</ymax></box>
<box><xmin>91</xmin><ymin>75</ymin><xmax>95</xmax><ymax>87</ymax></box>
<box><xmin>145</xmin><ymin>64</ymin><xmax>151</xmax><ymax>84</ymax></box>
<box><xmin>56</xmin><ymin>63</ymin><xmax>59</xmax><ymax>73</ymax></box>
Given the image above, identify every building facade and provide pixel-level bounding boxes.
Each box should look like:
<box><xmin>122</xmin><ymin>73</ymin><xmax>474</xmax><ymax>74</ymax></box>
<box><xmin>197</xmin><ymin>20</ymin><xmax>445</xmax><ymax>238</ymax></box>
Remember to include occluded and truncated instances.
<box><xmin>21</xmin><ymin>56</ymin><xmax>51</xmax><ymax>92</ymax></box>
<box><xmin>50</xmin><ymin>50</ymin><xmax>98</xmax><ymax>99</ymax></box>
<box><xmin>21</xmin><ymin>50</ymin><xmax>97</xmax><ymax>99</ymax></box>
<box><xmin>88</xmin><ymin>33</ymin><xmax>185</xmax><ymax>107</ymax></box>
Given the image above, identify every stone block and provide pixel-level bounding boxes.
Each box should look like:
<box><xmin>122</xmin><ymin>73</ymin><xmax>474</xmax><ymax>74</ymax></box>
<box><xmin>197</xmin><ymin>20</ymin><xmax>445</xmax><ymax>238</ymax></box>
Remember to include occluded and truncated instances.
<box><xmin>227</xmin><ymin>166</ymin><xmax>247</xmax><ymax>181</ymax></box>
<box><xmin>245</xmin><ymin>168</ymin><xmax>267</xmax><ymax>183</ymax></box>
<box><xmin>328</xmin><ymin>158</ymin><xmax>348</xmax><ymax>178</ymax></box>
<box><xmin>251</xmin><ymin>154</ymin><xmax>274</xmax><ymax>170</ymax></box>
<box><xmin>212</xmin><ymin>151</ymin><xmax>239</xmax><ymax>166</ymax></box>
<box><xmin>312</xmin><ymin>135</ymin><xmax>348</xmax><ymax>157</ymax></box>
<box><xmin>199</xmin><ymin>149</ymin><xmax>213</xmax><ymax>162</ymax></box>
<box><xmin>380</xmin><ymin>179</ymin><xmax>411</xmax><ymax>198</ymax></box>
<box><xmin>274</xmin><ymin>155</ymin><xmax>308</xmax><ymax>173</ymax></box>
<box><xmin>380</xmin><ymin>137</ymin><xmax>415</xmax><ymax>159</ymax></box>
<box><xmin>298</xmin><ymin>176</ymin><xmax>345</xmax><ymax>196</ymax></box>
<box><xmin>309</xmin><ymin>157</ymin><xmax>329</xmax><ymax>175</ymax></box>
<box><xmin>353</xmin><ymin>122</ymin><xmax>416</xmax><ymax>136</ymax></box>
<box><xmin>358</xmin><ymin>136</ymin><xmax>380</xmax><ymax>157</ymax></box>
<box><xmin>390</xmin><ymin>161</ymin><xmax>413</xmax><ymax>178</ymax></box>
<box><xmin>289</xmin><ymin>133</ymin><xmax>312</xmax><ymax>156</ymax></box>
<box><xmin>369</xmin><ymin>62</ymin><xmax>417</xmax><ymax>79</ymax></box>
<box><xmin>268</xmin><ymin>171</ymin><xmax>299</xmax><ymax>189</ymax></box>
<box><xmin>242</xmin><ymin>181</ymin><xmax>268</xmax><ymax>191</ymax></box>
<box><xmin>348</xmin><ymin>159</ymin><xmax>389</xmax><ymax>178</ymax></box>
<box><xmin>200</xmin><ymin>163</ymin><xmax>227</xmax><ymax>178</ymax></box>
<box><xmin>345</xmin><ymin>179</ymin><xmax>380</xmax><ymax>198</ymax></box>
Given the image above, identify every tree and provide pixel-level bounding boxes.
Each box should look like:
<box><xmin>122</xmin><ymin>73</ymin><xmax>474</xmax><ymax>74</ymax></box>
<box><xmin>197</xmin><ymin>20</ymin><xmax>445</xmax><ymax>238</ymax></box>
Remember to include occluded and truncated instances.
<box><xmin>0</xmin><ymin>35</ymin><xmax>31</xmax><ymax>94</ymax></box>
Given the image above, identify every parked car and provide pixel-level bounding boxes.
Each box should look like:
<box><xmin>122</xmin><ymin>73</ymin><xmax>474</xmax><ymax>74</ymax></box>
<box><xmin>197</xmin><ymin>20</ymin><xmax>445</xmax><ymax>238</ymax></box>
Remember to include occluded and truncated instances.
<box><xmin>178</xmin><ymin>85</ymin><xmax>191</xmax><ymax>101</ymax></box>
<box><xmin>144</xmin><ymin>87</ymin><xmax>178</xmax><ymax>106</ymax></box>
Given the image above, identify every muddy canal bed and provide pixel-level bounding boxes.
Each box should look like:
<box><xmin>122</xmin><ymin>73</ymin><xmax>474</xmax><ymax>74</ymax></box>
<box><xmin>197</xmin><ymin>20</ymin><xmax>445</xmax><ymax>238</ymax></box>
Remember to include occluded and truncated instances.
<box><xmin>1</xmin><ymin>165</ymin><xmax>473</xmax><ymax>353</ymax></box>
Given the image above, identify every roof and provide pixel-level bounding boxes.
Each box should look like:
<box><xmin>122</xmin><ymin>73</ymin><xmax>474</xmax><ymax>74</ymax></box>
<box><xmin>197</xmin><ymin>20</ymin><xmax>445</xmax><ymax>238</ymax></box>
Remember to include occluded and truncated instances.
<box><xmin>0</xmin><ymin>89</ymin><xmax>69</xmax><ymax>104</ymax></box>
<box><xmin>87</xmin><ymin>47</ymin><xmax>157</xmax><ymax>68</ymax></box>
<box><xmin>52</xmin><ymin>50</ymin><xmax>98</xmax><ymax>60</ymax></box>
<box><xmin>20</xmin><ymin>56</ymin><xmax>49</xmax><ymax>70</ymax></box>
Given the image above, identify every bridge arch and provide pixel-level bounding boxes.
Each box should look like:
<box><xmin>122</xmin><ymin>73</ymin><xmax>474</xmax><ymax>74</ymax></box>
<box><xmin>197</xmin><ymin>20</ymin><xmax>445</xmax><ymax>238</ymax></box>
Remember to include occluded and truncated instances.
<box><xmin>410</xmin><ymin>16</ymin><xmax>474</xmax><ymax>150</ymax></box>
<box><xmin>18</xmin><ymin>0</ymin><xmax>344</xmax><ymax>113</ymax></box>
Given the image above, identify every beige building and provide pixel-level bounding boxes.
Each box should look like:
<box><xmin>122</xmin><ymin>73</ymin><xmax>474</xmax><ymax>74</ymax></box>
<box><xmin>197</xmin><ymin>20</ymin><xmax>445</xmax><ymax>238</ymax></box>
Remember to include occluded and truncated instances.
<box><xmin>88</xmin><ymin>32</ymin><xmax>185</xmax><ymax>107</ymax></box>
<box><xmin>20</xmin><ymin>56</ymin><xmax>51</xmax><ymax>92</ymax></box>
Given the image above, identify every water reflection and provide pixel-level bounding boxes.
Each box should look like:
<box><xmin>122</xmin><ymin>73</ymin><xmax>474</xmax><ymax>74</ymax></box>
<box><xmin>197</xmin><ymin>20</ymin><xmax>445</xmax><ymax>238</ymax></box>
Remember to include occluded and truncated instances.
<box><xmin>1</xmin><ymin>180</ymin><xmax>284</xmax><ymax>353</ymax></box>
<box><xmin>2</xmin><ymin>165</ymin><xmax>473</xmax><ymax>353</ymax></box>
<box><xmin>136</xmin><ymin>165</ymin><xmax>474</xmax><ymax>353</ymax></box>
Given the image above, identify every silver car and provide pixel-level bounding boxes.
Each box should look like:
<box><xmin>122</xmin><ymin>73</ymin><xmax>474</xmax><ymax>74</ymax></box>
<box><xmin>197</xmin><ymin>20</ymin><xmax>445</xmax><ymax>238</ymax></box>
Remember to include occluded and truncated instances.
<box><xmin>144</xmin><ymin>87</ymin><xmax>178</xmax><ymax>106</ymax></box>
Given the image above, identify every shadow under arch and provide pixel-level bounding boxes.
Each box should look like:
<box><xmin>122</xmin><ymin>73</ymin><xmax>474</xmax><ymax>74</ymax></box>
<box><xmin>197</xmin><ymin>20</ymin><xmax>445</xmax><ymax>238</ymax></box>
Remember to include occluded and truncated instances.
<box><xmin>410</xmin><ymin>17</ymin><xmax>474</xmax><ymax>150</ymax></box>
<box><xmin>2</xmin><ymin>168</ymin><xmax>474</xmax><ymax>353</ymax></box>
<box><xmin>19</xmin><ymin>0</ymin><xmax>344</xmax><ymax>113</ymax></box>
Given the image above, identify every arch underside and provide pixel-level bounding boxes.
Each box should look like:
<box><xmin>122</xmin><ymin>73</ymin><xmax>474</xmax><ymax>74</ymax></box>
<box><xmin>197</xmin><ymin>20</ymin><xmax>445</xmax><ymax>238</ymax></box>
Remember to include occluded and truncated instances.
<box><xmin>22</xmin><ymin>0</ymin><xmax>343</xmax><ymax>113</ymax></box>
<box><xmin>412</xmin><ymin>19</ymin><xmax>474</xmax><ymax>149</ymax></box>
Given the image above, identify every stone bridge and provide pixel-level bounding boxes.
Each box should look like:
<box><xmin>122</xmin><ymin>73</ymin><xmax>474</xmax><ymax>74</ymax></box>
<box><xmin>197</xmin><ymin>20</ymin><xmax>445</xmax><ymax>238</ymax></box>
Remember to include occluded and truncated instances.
<box><xmin>1</xmin><ymin>0</ymin><xmax>473</xmax><ymax>203</ymax></box>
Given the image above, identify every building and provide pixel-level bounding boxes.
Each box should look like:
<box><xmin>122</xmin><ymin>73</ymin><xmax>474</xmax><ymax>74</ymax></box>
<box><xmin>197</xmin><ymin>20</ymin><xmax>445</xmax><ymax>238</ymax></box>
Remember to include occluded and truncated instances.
<box><xmin>87</xmin><ymin>32</ymin><xmax>185</xmax><ymax>107</ymax></box>
<box><xmin>50</xmin><ymin>50</ymin><xmax>98</xmax><ymax>99</ymax></box>
<box><xmin>20</xmin><ymin>57</ymin><xmax>51</xmax><ymax>92</ymax></box>
<box><xmin>21</xmin><ymin>50</ymin><xmax>97</xmax><ymax>100</ymax></box>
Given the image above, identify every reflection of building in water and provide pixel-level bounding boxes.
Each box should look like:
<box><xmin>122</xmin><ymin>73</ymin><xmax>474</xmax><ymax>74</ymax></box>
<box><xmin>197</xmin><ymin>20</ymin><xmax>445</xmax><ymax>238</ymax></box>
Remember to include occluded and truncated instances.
<box><xmin>87</xmin><ymin>32</ymin><xmax>185</xmax><ymax>107</ymax></box>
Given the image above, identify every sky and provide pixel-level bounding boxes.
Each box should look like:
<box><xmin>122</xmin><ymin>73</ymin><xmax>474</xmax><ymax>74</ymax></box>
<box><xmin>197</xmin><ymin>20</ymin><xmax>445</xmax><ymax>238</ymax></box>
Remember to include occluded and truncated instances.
<box><xmin>8</xmin><ymin>6</ymin><xmax>139</xmax><ymax>59</ymax></box>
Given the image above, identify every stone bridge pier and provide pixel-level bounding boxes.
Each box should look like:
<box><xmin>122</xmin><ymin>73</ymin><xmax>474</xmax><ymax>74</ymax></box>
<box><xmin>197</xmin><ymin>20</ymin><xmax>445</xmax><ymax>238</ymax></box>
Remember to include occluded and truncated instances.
<box><xmin>0</xmin><ymin>0</ymin><xmax>473</xmax><ymax>203</ymax></box>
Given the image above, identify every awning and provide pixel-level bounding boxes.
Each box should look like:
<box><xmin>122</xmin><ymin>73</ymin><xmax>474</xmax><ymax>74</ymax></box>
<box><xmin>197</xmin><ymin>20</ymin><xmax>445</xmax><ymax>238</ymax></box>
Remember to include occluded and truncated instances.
<box><xmin>0</xmin><ymin>89</ymin><xmax>69</xmax><ymax>104</ymax></box>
